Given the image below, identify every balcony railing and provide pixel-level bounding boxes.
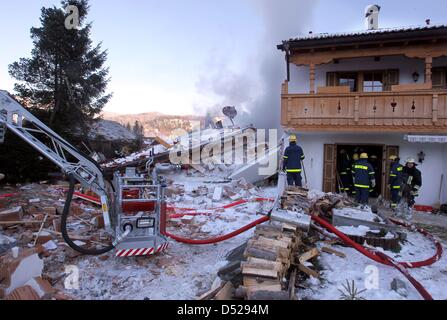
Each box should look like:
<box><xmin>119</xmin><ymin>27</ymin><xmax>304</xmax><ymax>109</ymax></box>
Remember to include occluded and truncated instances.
<box><xmin>281</xmin><ymin>85</ymin><xmax>447</xmax><ymax>133</ymax></box>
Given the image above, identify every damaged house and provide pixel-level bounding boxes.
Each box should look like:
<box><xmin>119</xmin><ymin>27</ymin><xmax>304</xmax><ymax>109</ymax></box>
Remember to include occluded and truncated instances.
<box><xmin>277</xmin><ymin>23</ymin><xmax>447</xmax><ymax>207</ymax></box>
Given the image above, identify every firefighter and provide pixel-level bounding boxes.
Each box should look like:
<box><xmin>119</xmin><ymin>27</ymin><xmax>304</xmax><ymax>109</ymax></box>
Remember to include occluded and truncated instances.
<box><xmin>402</xmin><ymin>158</ymin><xmax>422</xmax><ymax>208</ymax></box>
<box><xmin>352</xmin><ymin>153</ymin><xmax>376</xmax><ymax>206</ymax></box>
<box><xmin>350</xmin><ymin>153</ymin><xmax>360</xmax><ymax>196</ymax></box>
<box><xmin>388</xmin><ymin>155</ymin><xmax>403</xmax><ymax>210</ymax></box>
<box><xmin>338</xmin><ymin>149</ymin><xmax>352</xmax><ymax>193</ymax></box>
<box><xmin>283</xmin><ymin>134</ymin><xmax>305</xmax><ymax>187</ymax></box>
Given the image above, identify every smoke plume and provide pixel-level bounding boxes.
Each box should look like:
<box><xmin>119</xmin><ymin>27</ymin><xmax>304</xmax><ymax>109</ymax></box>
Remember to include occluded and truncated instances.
<box><xmin>195</xmin><ymin>0</ymin><xmax>318</xmax><ymax>130</ymax></box>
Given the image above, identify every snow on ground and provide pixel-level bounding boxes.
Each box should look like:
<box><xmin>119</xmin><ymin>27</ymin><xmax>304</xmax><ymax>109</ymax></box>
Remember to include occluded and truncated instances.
<box><xmin>61</xmin><ymin>173</ymin><xmax>275</xmax><ymax>300</ymax></box>
<box><xmin>333</xmin><ymin>207</ymin><xmax>385</xmax><ymax>223</ymax></box>
<box><xmin>299</xmin><ymin>210</ymin><xmax>447</xmax><ymax>300</ymax></box>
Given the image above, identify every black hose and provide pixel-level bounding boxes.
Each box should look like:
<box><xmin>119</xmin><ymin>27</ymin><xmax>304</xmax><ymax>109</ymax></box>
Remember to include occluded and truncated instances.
<box><xmin>61</xmin><ymin>174</ymin><xmax>114</xmax><ymax>255</ymax></box>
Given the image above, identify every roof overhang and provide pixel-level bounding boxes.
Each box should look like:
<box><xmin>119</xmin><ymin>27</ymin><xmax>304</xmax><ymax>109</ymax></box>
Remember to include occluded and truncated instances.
<box><xmin>277</xmin><ymin>25</ymin><xmax>447</xmax><ymax>52</ymax></box>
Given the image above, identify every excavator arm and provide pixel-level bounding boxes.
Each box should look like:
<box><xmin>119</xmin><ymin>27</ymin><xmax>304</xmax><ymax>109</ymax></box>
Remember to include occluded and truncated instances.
<box><xmin>0</xmin><ymin>89</ymin><xmax>111</xmax><ymax>228</ymax></box>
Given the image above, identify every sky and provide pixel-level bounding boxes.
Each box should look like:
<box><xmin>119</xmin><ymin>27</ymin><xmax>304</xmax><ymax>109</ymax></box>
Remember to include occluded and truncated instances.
<box><xmin>0</xmin><ymin>0</ymin><xmax>446</xmax><ymax>118</ymax></box>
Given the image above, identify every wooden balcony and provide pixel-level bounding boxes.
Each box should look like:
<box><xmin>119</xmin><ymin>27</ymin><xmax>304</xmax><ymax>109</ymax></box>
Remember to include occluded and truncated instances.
<box><xmin>281</xmin><ymin>84</ymin><xmax>447</xmax><ymax>133</ymax></box>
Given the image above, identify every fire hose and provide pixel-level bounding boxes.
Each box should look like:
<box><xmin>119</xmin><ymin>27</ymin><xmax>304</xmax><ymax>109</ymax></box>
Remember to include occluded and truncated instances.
<box><xmin>167</xmin><ymin>200</ymin><xmax>442</xmax><ymax>300</ymax></box>
<box><xmin>311</xmin><ymin>215</ymin><xmax>442</xmax><ymax>300</ymax></box>
<box><xmin>70</xmin><ymin>191</ymin><xmax>442</xmax><ymax>299</ymax></box>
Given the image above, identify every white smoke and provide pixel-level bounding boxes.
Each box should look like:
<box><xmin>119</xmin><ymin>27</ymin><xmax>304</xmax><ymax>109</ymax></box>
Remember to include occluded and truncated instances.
<box><xmin>194</xmin><ymin>0</ymin><xmax>318</xmax><ymax>130</ymax></box>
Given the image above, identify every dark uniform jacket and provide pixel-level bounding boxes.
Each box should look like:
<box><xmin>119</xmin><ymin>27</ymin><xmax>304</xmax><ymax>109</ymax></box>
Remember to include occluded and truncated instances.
<box><xmin>352</xmin><ymin>159</ymin><xmax>375</xmax><ymax>189</ymax></box>
<box><xmin>388</xmin><ymin>162</ymin><xmax>403</xmax><ymax>189</ymax></box>
<box><xmin>338</xmin><ymin>154</ymin><xmax>352</xmax><ymax>176</ymax></box>
<box><xmin>402</xmin><ymin>166</ymin><xmax>422</xmax><ymax>189</ymax></box>
<box><xmin>283</xmin><ymin>142</ymin><xmax>305</xmax><ymax>173</ymax></box>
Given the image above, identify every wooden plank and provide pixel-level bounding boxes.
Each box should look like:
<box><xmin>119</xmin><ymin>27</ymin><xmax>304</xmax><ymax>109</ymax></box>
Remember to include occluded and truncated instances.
<box><xmin>242</xmin><ymin>261</ymin><xmax>283</xmax><ymax>273</ymax></box>
<box><xmin>246</xmin><ymin>284</ymin><xmax>282</xmax><ymax>295</ymax></box>
<box><xmin>298</xmin><ymin>248</ymin><xmax>320</xmax><ymax>264</ymax></box>
<box><xmin>321</xmin><ymin>247</ymin><xmax>346</xmax><ymax>258</ymax></box>
<box><xmin>298</xmin><ymin>264</ymin><xmax>320</xmax><ymax>278</ymax></box>
<box><xmin>288</xmin><ymin>269</ymin><xmax>298</xmax><ymax>300</ymax></box>
<box><xmin>197</xmin><ymin>282</ymin><xmax>225</xmax><ymax>300</ymax></box>
<box><xmin>214</xmin><ymin>282</ymin><xmax>234</xmax><ymax>300</ymax></box>
<box><xmin>242</xmin><ymin>267</ymin><xmax>278</xmax><ymax>279</ymax></box>
<box><xmin>244</xmin><ymin>247</ymin><xmax>278</xmax><ymax>261</ymax></box>
<box><xmin>243</xmin><ymin>277</ymin><xmax>280</xmax><ymax>288</ymax></box>
<box><xmin>254</xmin><ymin>236</ymin><xmax>290</xmax><ymax>249</ymax></box>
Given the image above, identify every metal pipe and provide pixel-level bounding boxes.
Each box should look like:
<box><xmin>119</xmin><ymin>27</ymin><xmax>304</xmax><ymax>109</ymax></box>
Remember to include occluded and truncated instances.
<box><xmin>112</xmin><ymin>225</ymin><xmax>132</xmax><ymax>247</ymax></box>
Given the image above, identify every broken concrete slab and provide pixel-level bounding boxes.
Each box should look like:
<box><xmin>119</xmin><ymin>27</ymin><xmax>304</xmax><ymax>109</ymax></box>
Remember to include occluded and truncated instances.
<box><xmin>181</xmin><ymin>215</ymin><xmax>195</xmax><ymax>225</ymax></box>
<box><xmin>0</xmin><ymin>206</ymin><xmax>24</xmax><ymax>222</ymax></box>
<box><xmin>0</xmin><ymin>234</ymin><xmax>17</xmax><ymax>255</ymax></box>
<box><xmin>0</xmin><ymin>247</ymin><xmax>44</xmax><ymax>298</ymax></box>
<box><xmin>270</xmin><ymin>209</ymin><xmax>311</xmax><ymax>232</ymax></box>
<box><xmin>212</xmin><ymin>187</ymin><xmax>223</xmax><ymax>202</ymax></box>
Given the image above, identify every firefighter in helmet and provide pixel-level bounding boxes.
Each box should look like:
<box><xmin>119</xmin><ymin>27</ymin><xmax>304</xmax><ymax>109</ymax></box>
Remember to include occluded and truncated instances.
<box><xmin>283</xmin><ymin>134</ymin><xmax>305</xmax><ymax>187</ymax></box>
<box><xmin>388</xmin><ymin>155</ymin><xmax>403</xmax><ymax>210</ymax></box>
<box><xmin>402</xmin><ymin>158</ymin><xmax>422</xmax><ymax>208</ymax></box>
<box><xmin>352</xmin><ymin>153</ymin><xmax>376</xmax><ymax>206</ymax></box>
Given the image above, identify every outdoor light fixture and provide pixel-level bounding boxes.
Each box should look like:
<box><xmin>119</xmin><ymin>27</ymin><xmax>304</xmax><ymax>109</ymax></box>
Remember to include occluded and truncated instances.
<box><xmin>418</xmin><ymin>151</ymin><xmax>426</xmax><ymax>164</ymax></box>
<box><xmin>137</xmin><ymin>217</ymin><xmax>155</xmax><ymax>229</ymax></box>
<box><xmin>412</xmin><ymin>71</ymin><xmax>420</xmax><ymax>82</ymax></box>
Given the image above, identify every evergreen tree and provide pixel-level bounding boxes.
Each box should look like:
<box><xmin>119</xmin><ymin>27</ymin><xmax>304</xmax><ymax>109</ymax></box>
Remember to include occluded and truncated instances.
<box><xmin>8</xmin><ymin>0</ymin><xmax>112</xmax><ymax>134</ymax></box>
<box><xmin>0</xmin><ymin>0</ymin><xmax>111</xmax><ymax>183</ymax></box>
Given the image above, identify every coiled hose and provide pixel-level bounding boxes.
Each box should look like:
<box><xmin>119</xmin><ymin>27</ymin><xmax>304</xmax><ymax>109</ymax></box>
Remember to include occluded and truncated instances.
<box><xmin>61</xmin><ymin>174</ymin><xmax>114</xmax><ymax>255</ymax></box>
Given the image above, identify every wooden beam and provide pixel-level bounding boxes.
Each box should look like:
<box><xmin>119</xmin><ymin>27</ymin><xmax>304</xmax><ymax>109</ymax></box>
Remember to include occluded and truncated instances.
<box><xmin>310</xmin><ymin>64</ymin><xmax>316</xmax><ymax>94</ymax></box>
<box><xmin>290</xmin><ymin>42</ymin><xmax>447</xmax><ymax>65</ymax></box>
<box><xmin>298</xmin><ymin>264</ymin><xmax>320</xmax><ymax>278</ymax></box>
<box><xmin>321</xmin><ymin>247</ymin><xmax>346</xmax><ymax>258</ymax></box>
<box><xmin>298</xmin><ymin>248</ymin><xmax>320</xmax><ymax>264</ymax></box>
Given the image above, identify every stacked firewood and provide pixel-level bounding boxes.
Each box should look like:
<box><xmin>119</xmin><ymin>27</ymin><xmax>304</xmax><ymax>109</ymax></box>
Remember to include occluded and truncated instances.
<box><xmin>235</xmin><ymin>222</ymin><xmax>304</xmax><ymax>300</ymax></box>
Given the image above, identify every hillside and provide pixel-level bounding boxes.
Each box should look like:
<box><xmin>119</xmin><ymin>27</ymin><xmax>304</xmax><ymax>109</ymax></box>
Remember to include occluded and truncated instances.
<box><xmin>102</xmin><ymin>111</ymin><xmax>205</xmax><ymax>139</ymax></box>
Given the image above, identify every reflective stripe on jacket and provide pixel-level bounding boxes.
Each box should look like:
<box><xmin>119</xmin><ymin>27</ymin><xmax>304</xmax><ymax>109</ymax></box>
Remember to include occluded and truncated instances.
<box><xmin>389</xmin><ymin>161</ymin><xmax>403</xmax><ymax>189</ymax></box>
<box><xmin>352</xmin><ymin>159</ymin><xmax>375</xmax><ymax>189</ymax></box>
<box><xmin>283</xmin><ymin>142</ymin><xmax>305</xmax><ymax>173</ymax></box>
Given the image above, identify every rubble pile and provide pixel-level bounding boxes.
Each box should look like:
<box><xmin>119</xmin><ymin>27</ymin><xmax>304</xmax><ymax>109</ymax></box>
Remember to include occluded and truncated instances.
<box><xmin>0</xmin><ymin>183</ymin><xmax>109</xmax><ymax>300</ymax></box>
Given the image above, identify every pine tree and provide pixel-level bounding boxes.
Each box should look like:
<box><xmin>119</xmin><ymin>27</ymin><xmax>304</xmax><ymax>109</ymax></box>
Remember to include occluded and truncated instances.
<box><xmin>8</xmin><ymin>0</ymin><xmax>112</xmax><ymax>134</ymax></box>
<box><xmin>0</xmin><ymin>0</ymin><xmax>111</xmax><ymax>183</ymax></box>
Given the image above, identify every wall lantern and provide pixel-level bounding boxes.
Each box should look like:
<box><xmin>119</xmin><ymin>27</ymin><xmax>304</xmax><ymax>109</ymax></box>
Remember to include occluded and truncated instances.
<box><xmin>418</xmin><ymin>151</ymin><xmax>426</xmax><ymax>164</ymax></box>
<box><xmin>412</xmin><ymin>71</ymin><xmax>420</xmax><ymax>83</ymax></box>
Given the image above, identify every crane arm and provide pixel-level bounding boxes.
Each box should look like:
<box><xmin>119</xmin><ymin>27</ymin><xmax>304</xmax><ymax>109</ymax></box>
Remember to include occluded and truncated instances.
<box><xmin>0</xmin><ymin>89</ymin><xmax>111</xmax><ymax>227</ymax></box>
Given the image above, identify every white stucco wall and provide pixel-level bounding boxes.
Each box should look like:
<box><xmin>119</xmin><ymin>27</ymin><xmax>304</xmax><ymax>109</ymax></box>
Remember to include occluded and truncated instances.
<box><xmin>288</xmin><ymin>56</ymin><xmax>447</xmax><ymax>94</ymax></box>
<box><xmin>296</xmin><ymin>132</ymin><xmax>447</xmax><ymax>206</ymax></box>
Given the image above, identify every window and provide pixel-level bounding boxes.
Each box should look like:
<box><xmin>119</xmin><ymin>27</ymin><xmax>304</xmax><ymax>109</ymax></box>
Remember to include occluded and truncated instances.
<box><xmin>338</xmin><ymin>73</ymin><xmax>358</xmax><ymax>92</ymax></box>
<box><xmin>433</xmin><ymin>68</ymin><xmax>447</xmax><ymax>89</ymax></box>
<box><xmin>327</xmin><ymin>70</ymin><xmax>398</xmax><ymax>92</ymax></box>
<box><xmin>326</xmin><ymin>72</ymin><xmax>357</xmax><ymax>92</ymax></box>
<box><xmin>363</xmin><ymin>72</ymin><xmax>384</xmax><ymax>92</ymax></box>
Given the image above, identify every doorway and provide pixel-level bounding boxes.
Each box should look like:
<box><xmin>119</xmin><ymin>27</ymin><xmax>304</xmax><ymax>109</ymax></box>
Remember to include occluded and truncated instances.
<box><xmin>323</xmin><ymin>144</ymin><xmax>400</xmax><ymax>199</ymax></box>
<box><xmin>336</xmin><ymin>144</ymin><xmax>384</xmax><ymax>197</ymax></box>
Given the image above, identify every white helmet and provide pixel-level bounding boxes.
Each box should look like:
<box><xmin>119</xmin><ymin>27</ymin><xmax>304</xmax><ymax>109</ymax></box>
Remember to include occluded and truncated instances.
<box><xmin>406</xmin><ymin>157</ymin><xmax>416</xmax><ymax>164</ymax></box>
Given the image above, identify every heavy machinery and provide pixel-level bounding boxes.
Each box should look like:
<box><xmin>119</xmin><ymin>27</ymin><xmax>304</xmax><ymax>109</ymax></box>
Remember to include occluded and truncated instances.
<box><xmin>0</xmin><ymin>90</ymin><xmax>172</xmax><ymax>256</ymax></box>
